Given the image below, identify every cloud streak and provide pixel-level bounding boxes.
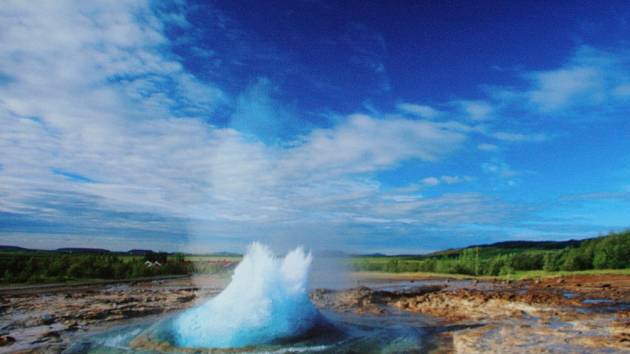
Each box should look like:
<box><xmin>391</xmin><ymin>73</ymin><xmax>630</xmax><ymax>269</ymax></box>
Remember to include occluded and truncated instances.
<box><xmin>0</xmin><ymin>0</ymin><xmax>504</xmax><ymax>252</ymax></box>
<box><xmin>1</xmin><ymin>1</ymin><xmax>629</xmax><ymax>252</ymax></box>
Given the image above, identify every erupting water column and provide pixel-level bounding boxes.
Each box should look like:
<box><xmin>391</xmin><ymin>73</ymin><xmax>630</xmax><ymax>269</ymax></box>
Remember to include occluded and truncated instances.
<box><xmin>171</xmin><ymin>243</ymin><xmax>320</xmax><ymax>348</ymax></box>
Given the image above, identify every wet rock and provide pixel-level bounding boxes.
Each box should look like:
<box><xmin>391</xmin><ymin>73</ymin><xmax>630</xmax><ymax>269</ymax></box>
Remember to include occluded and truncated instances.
<box><xmin>104</xmin><ymin>314</ymin><xmax>126</xmax><ymax>322</ymax></box>
<box><xmin>64</xmin><ymin>321</ymin><xmax>80</xmax><ymax>331</ymax></box>
<box><xmin>43</xmin><ymin>330</ymin><xmax>61</xmax><ymax>338</ymax></box>
<box><xmin>41</xmin><ymin>314</ymin><xmax>56</xmax><ymax>325</ymax></box>
<box><xmin>177</xmin><ymin>295</ymin><xmax>195</xmax><ymax>303</ymax></box>
<box><xmin>0</xmin><ymin>335</ymin><xmax>16</xmax><ymax>346</ymax></box>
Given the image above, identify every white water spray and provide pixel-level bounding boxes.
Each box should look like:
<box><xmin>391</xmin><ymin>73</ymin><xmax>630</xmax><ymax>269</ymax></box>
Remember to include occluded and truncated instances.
<box><xmin>172</xmin><ymin>243</ymin><xmax>319</xmax><ymax>348</ymax></box>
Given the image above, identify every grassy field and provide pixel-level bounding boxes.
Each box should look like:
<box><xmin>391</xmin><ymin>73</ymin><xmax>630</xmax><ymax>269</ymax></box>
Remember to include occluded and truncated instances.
<box><xmin>184</xmin><ymin>255</ymin><xmax>242</xmax><ymax>262</ymax></box>
<box><xmin>353</xmin><ymin>268</ymin><xmax>630</xmax><ymax>281</ymax></box>
<box><xmin>498</xmin><ymin>268</ymin><xmax>630</xmax><ymax>280</ymax></box>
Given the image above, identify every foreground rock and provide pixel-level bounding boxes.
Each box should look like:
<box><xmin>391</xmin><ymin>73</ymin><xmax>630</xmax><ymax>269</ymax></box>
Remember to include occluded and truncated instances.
<box><xmin>1</xmin><ymin>274</ymin><xmax>628</xmax><ymax>353</ymax></box>
<box><xmin>312</xmin><ymin>279</ymin><xmax>630</xmax><ymax>353</ymax></box>
<box><xmin>0</xmin><ymin>275</ymin><xmax>228</xmax><ymax>353</ymax></box>
<box><xmin>310</xmin><ymin>285</ymin><xmax>445</xmax><ymax>314</ymax></box>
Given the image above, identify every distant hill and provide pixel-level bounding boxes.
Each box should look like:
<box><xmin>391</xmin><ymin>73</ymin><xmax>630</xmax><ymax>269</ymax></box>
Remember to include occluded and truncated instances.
<box><xmin>0</xmin><ymin>237</ymin><xmax>599</xmax><ymax>258</ymax></box>
<box><xmin>427</xmin><ymin>239</ymin><xmax>587</xmax><ymax>258</ymax></box>
<box><xmin>314</xmin><ymin>250</ymin><xmax>349</xmax><ymax>257</ymax></box>
<box><xmin>469</xmin><ymin>239</ymin><xmax>583</xmax><ymax>250</ymax></box>
<box><xmin>128</xmin><ymin>249</ymin><xmax>156</xmax><ymax>256</ymax></box>
<box><xmin>0</xmin><ymin>245</ymin><xmax>32</xmax><ymax>252</ymax></box>
<box><xmin>357</xmin><ymin>252</ymin><xmax>387</xmax><ymax>257</ymax></box>
<box><xmin>57</xmin><ymin>247</ymin><xmax>111</xmax><ymax>254</ymax></box>
<box><xmin>0</xmin><ymin>246</ymin><xmax>239</xmax><ymax>257</ymax></box>
<box><xmin>349</xmin><ymin>238</ymin><xmax>593</xmax><ymax>259</ymax></box>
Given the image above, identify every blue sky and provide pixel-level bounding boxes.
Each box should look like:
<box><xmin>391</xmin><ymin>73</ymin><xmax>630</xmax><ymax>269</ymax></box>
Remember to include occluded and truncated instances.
<box><xmin>1</xmin><ymin>0</ymin><xmax>630</xmax><ymax>253</ymax></box>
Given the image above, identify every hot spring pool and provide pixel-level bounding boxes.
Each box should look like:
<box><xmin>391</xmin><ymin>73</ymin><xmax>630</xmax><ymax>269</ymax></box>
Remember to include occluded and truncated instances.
<box><xmin>63</xmin><ymin>309</ymin><xmax>441</xmax><ymax>354</ymax></box>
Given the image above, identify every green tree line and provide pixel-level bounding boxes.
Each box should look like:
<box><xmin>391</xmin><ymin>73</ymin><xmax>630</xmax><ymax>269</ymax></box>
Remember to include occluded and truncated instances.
<box><xmin>352</xmin><ymin>231</ymin><xmax>630</xmax><ymax>276</ymax></box>
<box><xmin>0</xmin><ymin>253</ymin><xmax>191</xmax><ymax>284</ymax></box>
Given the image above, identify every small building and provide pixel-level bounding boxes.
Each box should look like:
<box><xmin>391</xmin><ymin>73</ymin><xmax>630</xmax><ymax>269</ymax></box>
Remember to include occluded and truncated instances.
<box><xmin>144</xmin><ymin>260</ymin><xmax>162</xmax><ymax>268</ymax></box>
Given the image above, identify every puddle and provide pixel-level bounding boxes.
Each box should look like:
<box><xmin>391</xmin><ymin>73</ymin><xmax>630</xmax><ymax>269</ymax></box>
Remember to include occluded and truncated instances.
<box><xmin>562</xmin><ymin>291</ymin><xmax>578</xmax><ymax>299</ymax></box>
<box><xmin>582</xmin><ymin>298</ymin><xmax>613</xmax><ymax>305</ymax></box>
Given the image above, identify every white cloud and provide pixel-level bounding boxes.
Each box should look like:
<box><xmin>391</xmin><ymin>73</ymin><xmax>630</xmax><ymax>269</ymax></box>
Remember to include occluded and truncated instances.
<box><xmin>284</xmin><ymin>114</ymin><xmax>469</xmax><ymax>177</ymax></box>
<box><xmin>478</xmin><ymin>143</ymin><xmax>499</xmax><ymax>151</ymax></box>
<box><xmin>526</xmin><ymin>46</ymin><xmax>630</xmax><ymax>113</ymax></box>
<box><xmin>529</xmin><ymin>66</ymin><xmax>604</xmax><ymax>112</ymax></box>
<box><xmin>422</xmin><ymin>177</ymin><xmax>440</xmax><ymax>186</ymax></box>
<box><xmin>481</xmin><ymin>162</ymin><xmax>520</xmax><ymax>178</ymax></box>
<box><xmin>612</xmin><ymin>83</ymin><xmax>630</xmax><ymax>97</ymax></box>
<box><xmin>396</xmin><ymin>103</ymin><xmax>441</xmax><ymax>118</ymax></box>
<box><xmin>492</xmin><ymin>132</ymin><xmax>547</xmax><ymax>143</ymax></box>
<box><xmin>8</xmin><ymin>1</ymin><xmax>611</xmax><ymax>251</ymax></box>
<box><xmin>441</xmin><ymin>175</ymin><xmax>473</xmax><ymax>184</ymax></box>
<box><xmin>422</xmin><ymin>175</ymin><xmax>473</xmax><ymax>186</ymax></box>
<box><xmin>457</xmin><ymin>100</ymin><xmax>493</xmax><ymax>121</ymax></box>
<box><xmin>0</xmin><ymin>1</ymin><xmax>490</xmax><ymax>250</ymax></box>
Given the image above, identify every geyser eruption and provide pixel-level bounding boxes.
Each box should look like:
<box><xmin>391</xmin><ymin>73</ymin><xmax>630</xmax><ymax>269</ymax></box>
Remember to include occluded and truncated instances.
<box><xmin>171</xmin><ymin>243</ymin><xmax>320</xmax><ymax>348</ymax></box>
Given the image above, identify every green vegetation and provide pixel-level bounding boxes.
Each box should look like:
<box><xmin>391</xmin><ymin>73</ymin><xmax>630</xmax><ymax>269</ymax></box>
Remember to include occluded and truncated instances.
<box><xmin>186</xmin><ymin>256</ymin><xmax>240</xmax><ymax>274</ymax></box>
<box><xmin>351</xmin><ymin>230</ymin><xmax>630</xmax><ymax>276</ymax></box>
<box><xmin>0</xmin><ymin>248</ymin><xmax>242</xmax><ymax>285</ymax></box>
<box><xmin>3</xmin><ymin>230</ymin><xmax>629</xmax><ymax>284</ymax></box>
<box><xmin>0</xmin><ymin>252</ymin><xmax>191</xmax><ymax>284</ymax></box>
<box><xmin>492</xmin><ymin>268</ymin><xmax>630</xmax><ymax>280</ymax></box>
<box><xmin>185</xmin><ymin>255</ymin><xmax>242</xmax><ymax>262</ymax></box>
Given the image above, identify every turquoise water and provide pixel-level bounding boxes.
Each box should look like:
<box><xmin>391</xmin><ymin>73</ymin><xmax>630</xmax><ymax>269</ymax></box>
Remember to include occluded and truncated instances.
<box><xmin>63</xmin><ymin>310</ymin><xmax>439</xmax><ymax>354</ymax></box>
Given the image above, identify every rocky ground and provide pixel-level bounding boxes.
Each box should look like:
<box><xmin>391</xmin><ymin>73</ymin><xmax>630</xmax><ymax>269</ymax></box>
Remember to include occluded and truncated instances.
<box><xmin>312</xmin><ymin>274</ymin><xmax>630</xmax><ymax>353</ymax></box>
<box><xmin>0</xmin><ymin>273</ymin><xmax>628</xmax><ymax>353</ymax></box>
<box><xmin>0</xmin><ymin>275</ymin><xmax>228</xmax><ymax>353</ymax></box>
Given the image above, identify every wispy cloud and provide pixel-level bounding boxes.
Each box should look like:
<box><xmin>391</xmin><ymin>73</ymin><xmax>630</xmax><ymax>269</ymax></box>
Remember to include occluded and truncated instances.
<box><xmin>341</xmin><ymin>22</ymin><xmax>391</xmax><ymax>93</ymax></box>
<box><xmin>481</xmin><ymin>161</ymin><xmax>521</xmax><ymax>178</ymax></box>
<box><xmin>477</xmin><ymin>143</ymin><xmax>499</xmax><ymax>152</ymax></box>
<box><xmin>396</xmin><ymin>103</ymin><xmax>442</xmax><ymax>119</ymax></box>
<box><xmin>492</xmin><ymin>131</ymin><xmax>548</xmax><ymax>143</ymax></box>
<box><xmin>0</xmin><ymin>0</ymin><xmax>501</xmax><ymax>251</ymax></box>
<box><xmin>508</xmin><ymin>46</ymin><xmax>630</xmax><ymax>115</ymax></box>
<box><xmin>2</xmin><ymin>1</ymin><xmax>629</xmax><ymax>252</ymax></box>
<box><xmin>422</xmin><ymin>175</ymin><xmax>473</xmax><ymax>186</ymax></box>
<box><xmin>456</xmin><ymin>100</ymin><xmax>494</xmax><ymax>121</ymax></box>
<box><xmin>526</xmin><ymin>47</ymin><xmax>613</xmax><ymax>112</ymax></box>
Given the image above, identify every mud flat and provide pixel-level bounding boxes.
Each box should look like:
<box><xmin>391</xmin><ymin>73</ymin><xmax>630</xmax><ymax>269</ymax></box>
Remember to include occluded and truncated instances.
<box><xmin>1</xmin><ymin>273</ymin><xmax>629</xmax><ymax>353</ymax></box>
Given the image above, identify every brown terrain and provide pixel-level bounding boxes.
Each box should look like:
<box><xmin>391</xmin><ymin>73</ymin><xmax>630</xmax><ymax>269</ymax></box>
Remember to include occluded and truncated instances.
<box><xmin>314</xmin><ymin>274</ymin><xmax>630</xmax><ymax>353</ymax></box>
<box><xmin>0</xmin><ymin>273</ymin><xmax>629</xmax><ymax>353</ymax></box>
